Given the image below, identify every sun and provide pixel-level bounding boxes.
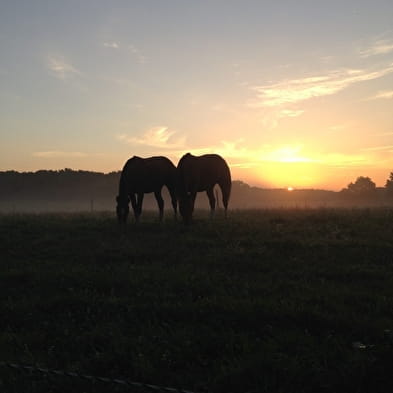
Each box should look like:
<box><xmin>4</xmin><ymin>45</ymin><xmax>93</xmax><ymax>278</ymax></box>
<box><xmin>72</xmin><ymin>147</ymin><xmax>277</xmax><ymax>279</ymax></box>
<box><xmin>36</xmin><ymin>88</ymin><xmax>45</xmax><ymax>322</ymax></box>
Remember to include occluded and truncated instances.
<box><xmin>287</xmin><ymin>186</ymin><xmax>294</xmax><ymax>191</ymax></box>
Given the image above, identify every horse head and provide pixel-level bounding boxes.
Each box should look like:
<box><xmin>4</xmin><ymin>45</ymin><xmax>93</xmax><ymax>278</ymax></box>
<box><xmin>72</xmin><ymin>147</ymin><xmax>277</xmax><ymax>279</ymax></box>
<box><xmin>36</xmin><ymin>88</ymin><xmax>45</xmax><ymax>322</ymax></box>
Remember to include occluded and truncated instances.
<box><xmin>178</xmin><ymin>192</ymin><xmax>193</xmax><ymax>224</ymax></box>
<box><xmin>116</xmin><ymin>195</ymin><xmax>130</xmax><ymax>225</ymax></box>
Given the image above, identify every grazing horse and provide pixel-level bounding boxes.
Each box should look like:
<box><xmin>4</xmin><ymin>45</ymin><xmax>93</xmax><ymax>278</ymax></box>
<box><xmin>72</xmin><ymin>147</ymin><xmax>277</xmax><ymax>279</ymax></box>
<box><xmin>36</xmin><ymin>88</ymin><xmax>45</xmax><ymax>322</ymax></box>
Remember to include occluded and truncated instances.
<box><xmin>177</xmin><ymin>153</ymin><xmax>231</xmax><ymax>223</ymax></box>
<box><xmin>116</xmin><ymin>156</ymin><xmax>177</xmax><ymax>224</ymax></box>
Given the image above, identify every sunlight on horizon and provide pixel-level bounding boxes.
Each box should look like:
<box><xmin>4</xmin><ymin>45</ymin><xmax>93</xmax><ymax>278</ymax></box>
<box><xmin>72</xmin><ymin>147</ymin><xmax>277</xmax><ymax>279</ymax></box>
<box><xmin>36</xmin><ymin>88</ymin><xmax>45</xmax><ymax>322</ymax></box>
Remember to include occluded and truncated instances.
<box><xmin>253</xmin><ymin>161</ymin><xmax>320</xmax><ymax>189</ymax></box>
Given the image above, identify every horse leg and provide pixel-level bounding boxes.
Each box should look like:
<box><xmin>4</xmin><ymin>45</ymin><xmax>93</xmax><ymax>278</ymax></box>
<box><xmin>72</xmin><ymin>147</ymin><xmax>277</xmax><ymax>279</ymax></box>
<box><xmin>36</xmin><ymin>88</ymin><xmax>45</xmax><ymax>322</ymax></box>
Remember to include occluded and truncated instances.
<box><xmin>168</xmin><ymin>187</ymin><xmax>178</xmax><ymax>220</ymax></box>
<box><xmin>219</xmin><ymin>182</ymin><xmax>231</xmax><ymax>218</ymax></box>
<box><xmin>130</xmin><ymin>194</ymin><xmax>138</xmax><ymax>221</ymax></box>
<box><xmin>154</xmin><ymin>190</ymin><xmax>164</xmax><ymax>222</ymax></box>
<box><xmin>136</xmin><ymin>192</ymin><xmax>144</xmax><ymax>221</ymax></box>
<box><xmin>190</xmin><ymin>192</ymin><xmax>197</xmax><ymax>214</ymax></box>
<box><xmin>206</xmin><ymin>188</ymin><xmax>216</xmax><ymax>219</ymax></box>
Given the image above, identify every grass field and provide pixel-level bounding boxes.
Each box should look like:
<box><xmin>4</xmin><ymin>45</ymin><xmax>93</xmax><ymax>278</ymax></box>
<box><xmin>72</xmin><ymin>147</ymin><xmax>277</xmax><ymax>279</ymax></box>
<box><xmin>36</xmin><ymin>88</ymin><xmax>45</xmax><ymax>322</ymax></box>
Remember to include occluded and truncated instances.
<box><xmin>1</xmin><ymin>209</ymin><xmax>393</xmax><ymax>393</ymax></box>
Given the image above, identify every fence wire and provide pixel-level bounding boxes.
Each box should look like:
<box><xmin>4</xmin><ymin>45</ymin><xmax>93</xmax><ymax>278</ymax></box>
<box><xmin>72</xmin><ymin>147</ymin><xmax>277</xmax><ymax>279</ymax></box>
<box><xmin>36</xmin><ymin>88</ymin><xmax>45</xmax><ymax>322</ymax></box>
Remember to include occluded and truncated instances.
<box><xmin>0</xmin><ymin>361</ymin><xmax>198</xmax><ymax>393</ymax></box>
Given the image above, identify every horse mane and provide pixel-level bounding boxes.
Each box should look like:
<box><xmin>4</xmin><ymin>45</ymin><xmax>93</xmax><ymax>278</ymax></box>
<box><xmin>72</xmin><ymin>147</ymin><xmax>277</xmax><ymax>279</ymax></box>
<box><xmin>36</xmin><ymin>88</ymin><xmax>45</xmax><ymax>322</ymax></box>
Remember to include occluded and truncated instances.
<box><xmin>178</xmin><ymin>152</ymin><xmax>192</xmax><ymax>164</ymax></box>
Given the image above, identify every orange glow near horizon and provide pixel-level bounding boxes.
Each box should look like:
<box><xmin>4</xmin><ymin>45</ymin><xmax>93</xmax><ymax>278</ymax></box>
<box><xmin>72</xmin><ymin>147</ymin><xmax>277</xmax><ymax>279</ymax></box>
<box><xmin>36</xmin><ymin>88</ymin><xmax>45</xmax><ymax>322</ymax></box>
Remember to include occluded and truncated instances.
<box><xmin>225</xmin><ymin>137</ymin><xmax>393</xmax><ymax>191</ymax></box>
<box><xmin>8</xmin><ymin>140</ymin><xmax>393</xmax><ymax>192</ymax></box>
<box><xmin>256</xmin><ymin>161</ymin><xmax>321</xmax><ymax>189</ymax></box>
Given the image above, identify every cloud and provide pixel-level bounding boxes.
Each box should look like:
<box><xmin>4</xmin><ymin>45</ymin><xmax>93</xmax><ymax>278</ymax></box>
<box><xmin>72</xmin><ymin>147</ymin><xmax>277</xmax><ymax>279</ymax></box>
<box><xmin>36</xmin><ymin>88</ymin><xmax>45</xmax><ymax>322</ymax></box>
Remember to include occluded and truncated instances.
<box><xmin>215</xmin><ymin>139</ymin><xmax>250</xmax><ymax>159</ymax></box>
<box><xmin>109</xmin><ymin>77</ymin><xmax>135</xmax><ymax>87</ymax></box>
<box><xmin>249</xmin><ymin>64</ymin><xmax>393</xmax><ymax>108</ymax></box>
<box><xmin>129</xmin><ymin>44</ymin><xmax>147</xmax><ymax>64</ymax></box>
<box><xmin>367</xmin><ymin>90</ymin><xmax>393</xmax><ymax>100</ymax></box>
<box><xmin>230</xmin><ymin>162</ymin><xmax>261</xmax><ymax>169</ymax></box>
<box><xmin>256</xmin><ymin>108</ymin><xmax>305</xmax><ymax>131</ymax></box>
<box><xmin>329</xmin><ymin>123</ymin><xmax>349</xmax><ymax>132</ymax></box>
<box><xmin>33</xmin><ymin>151</ymin><xmax>87</xmax><ymax>158</ymax></box>
<box><xmin>101</xmin><ymin>42</ymin><xmax>146</xmax><ymax>63</ymax></box>
<box><xmin>360</xmin><ymin>40</ymin><xmax>393</xmax><ymax>58</ymax></box>
<box><xmin>207</xmin><ymin>140</ymin><xmax>317</xmax><ymax>166</ymax></box>
<box><xmin>361</xmin><ymin>145</ymin><xmax>393</xmax><ymax>152</ymax></box>
<box><xmin>103</xmin><ymin>41</ymin><xmax>119</xmax><ymax>49</ymax></box>
<box><xmin>372</xmin><ymin>132</ymin><xmax>393</xmax><ymax>137</ymax></box>
<box><xmin>202</xmin><ymin>139</ymin><xmax>372</xmax><ymax>170</ymax></box>
<box><xmin>47</xmin><ymin>55</ymin><xmax>81</xmax><ymax>80</ymax></box>
<box><xmin>117</xmin><ymin>126</ymin><xmax>185</xmax><ymax>149</ymax></box>
<box><xmin>319</xmin><ymin>153</ymin><xmax>369</xmax><ymax>167</ymax></box>
<box><xmin>278</xmin><ymin>109</ymin><xmax>304</xmax><ymax>118</ymax></box>
<box><xmin>116</xmin><ymin>129</ymin><xmax>375</xmax><ymax>172</ymax></box>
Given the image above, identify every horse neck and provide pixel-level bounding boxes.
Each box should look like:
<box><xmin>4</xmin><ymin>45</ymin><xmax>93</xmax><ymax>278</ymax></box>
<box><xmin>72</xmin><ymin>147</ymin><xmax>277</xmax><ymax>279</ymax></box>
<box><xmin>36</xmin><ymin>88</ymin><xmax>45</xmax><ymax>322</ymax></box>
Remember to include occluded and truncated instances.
<box><xmin>118</xmin><ymin>171</ymin><xmax>129</xmax><ymax>200</ymax></box>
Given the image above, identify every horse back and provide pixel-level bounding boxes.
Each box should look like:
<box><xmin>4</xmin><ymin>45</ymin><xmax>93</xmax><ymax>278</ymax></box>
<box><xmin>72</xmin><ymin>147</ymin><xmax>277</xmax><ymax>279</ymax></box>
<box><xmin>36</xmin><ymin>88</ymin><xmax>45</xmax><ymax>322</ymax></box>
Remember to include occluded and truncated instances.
<box><xmin>178</xmin><ymin>153</ymin><xmax>231</xmax><ymax>192</ymax></box>
<box><xmin>122</xmin><ymin>156</ymin><xmax>176</xmax><ymax>193</ymax></box>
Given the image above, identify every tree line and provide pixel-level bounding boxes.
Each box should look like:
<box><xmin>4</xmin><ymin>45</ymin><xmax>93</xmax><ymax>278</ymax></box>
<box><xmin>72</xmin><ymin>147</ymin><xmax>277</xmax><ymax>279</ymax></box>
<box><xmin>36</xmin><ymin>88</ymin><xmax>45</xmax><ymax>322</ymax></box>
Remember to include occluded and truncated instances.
<box><xmin>1</xmin><ymin>169</ymin><xmax>393</xmax><ymax>212</ymax></box>
<box><xmin>341</xmin><ymin>173</ymin><xmax>393</xmax><ymax>198</ymax></box>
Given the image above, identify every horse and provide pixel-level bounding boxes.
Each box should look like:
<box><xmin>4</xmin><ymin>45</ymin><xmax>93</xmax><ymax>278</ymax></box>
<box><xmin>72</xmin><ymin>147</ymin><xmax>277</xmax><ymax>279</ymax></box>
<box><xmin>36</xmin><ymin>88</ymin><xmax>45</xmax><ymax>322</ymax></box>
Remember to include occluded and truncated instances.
<box><xmin>176</xmin><ymin>153</ymin><xmax>231</xmax><ymax>223</ymax></box>
<box><xmin>116</xmin><ymin>156</ymin><xmax>177</xmax><ymax>224</ymax></box>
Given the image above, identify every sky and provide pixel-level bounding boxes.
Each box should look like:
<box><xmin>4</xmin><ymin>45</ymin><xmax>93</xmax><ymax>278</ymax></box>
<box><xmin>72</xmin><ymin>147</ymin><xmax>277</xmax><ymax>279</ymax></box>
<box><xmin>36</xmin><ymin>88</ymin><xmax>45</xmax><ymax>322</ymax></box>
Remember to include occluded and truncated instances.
<box><xmin>1</xmin><ymin>0</ymin><xmax>393</xmax><ymax>190</ymax></box>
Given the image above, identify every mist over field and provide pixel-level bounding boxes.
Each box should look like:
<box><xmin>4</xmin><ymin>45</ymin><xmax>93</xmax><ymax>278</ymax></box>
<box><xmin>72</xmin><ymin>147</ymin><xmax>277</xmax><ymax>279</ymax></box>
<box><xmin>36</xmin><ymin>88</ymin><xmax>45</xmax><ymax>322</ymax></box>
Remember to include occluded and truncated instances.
<box><xmin>1</xmin><ymin>170</ymin><xmax>393</xmax><ymax>214</ymax></box>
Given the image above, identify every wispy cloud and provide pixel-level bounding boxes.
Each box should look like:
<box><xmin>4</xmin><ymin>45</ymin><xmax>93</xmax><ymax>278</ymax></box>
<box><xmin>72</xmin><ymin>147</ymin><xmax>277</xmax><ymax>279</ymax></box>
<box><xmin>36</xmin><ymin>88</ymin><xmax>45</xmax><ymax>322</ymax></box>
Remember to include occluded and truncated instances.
<box><xmin>47</xmin><ymin>55</ymin><xmax>81</xmax><ymax>80</ymax></box>
<box><xmin>117</xmin><ymin>126</ymin><xmax>185</xmax><ymax>149</ymax></box>
<box><xmin>129</xmin><ymin>44</ymin><xmax>147</xmax><ymax>64</ymax></box>
<box><xmin>103</xmin><ymin>41</ymin><xmax>119</xmax><ymax>49</ymax></box>
<box><xmin>197</xmin><ymin>139</ymin><xmax>372</xmax><ymax>170</ymax></box>
<box><xmin>256</xmin><ymin>108</ymin><xmax>305</xmax><ymax>131</ymax></box>
<box><xmin>361</xmin><ymin>145</ymin><xmax>393</xmax><ymax>152</ymax></box>
<box><xmin>318</xmin><ymin>153</ymin><xmax>369</xmax><ymax>167</ymax></box>
<box><xmin>102</xmin><ymin>42</ymin><xmax>146</xmax><ymax>63</ymax></box>
<box><xmin>360</xmin><ymin>39</ymin><xmax>393</xmax><ymax>58</ymax></box>
<box><xmin>372</xmin><ymin>132</ymin><xmax>393</xmax><ymax>137</ymax></box>
<box><xmin>116</xmin><ymin>129</ymin><xmax>376</xmax><ymax>171</ymax></box>
<box><xmin>33</xmin><ymin>151</ymin><xmax>87</xmax><ymax>158</ymax></box>
<box><xmin>109</xmin><ymin>77</ymin><xmax>135</xmax><ymax>87</ymax></box>
<box><xmin>367</xmin><ymin>90</ymin><xmax>393</xmax><ymax>100</ymax></box>
<box><xmin>193</xmin><ymin>140</ymin><xmax>317</xmax><ymax>166</ymax></box>
<box><xmin>215</xmin><ymin>139</ymin><xmax>251</xmax><ymax>160</ymax></box>
<box><xmin>278</xmin><ymin>109</ymin><xmax>304</xmax><ymax>118</ymax></box>
<box><xmin>328</xmin><ymin>123</ymin><xmax>350</xmax><ymax>132</ymax></box>
<box><xmin>249</xmin><ymin>65</ymin><xmax>393</xmax><ymax>108</ymax></box>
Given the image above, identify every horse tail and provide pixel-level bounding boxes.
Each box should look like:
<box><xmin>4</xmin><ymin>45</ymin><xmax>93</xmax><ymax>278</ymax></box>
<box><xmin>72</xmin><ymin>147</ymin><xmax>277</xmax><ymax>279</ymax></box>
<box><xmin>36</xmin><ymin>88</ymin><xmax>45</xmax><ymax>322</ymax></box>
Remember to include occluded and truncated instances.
<box><xmin>219</xmin><ymin>160</ymin><xmax>232</xmax><ymax>212</ymax></box>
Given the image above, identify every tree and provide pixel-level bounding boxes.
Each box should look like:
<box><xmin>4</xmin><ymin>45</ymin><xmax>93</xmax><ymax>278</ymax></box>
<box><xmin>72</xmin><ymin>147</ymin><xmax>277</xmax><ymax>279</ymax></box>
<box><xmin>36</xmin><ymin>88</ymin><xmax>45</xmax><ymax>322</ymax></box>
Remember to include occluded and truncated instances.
<box><xmin>385</xmin><ymin>172</ymin><xmax>393</xmax><ymax>197</ymax></box>
<box><xmin>343</xmin><ymin>176</ymin><xmax>376</xmax><ymax>198</ymax></box>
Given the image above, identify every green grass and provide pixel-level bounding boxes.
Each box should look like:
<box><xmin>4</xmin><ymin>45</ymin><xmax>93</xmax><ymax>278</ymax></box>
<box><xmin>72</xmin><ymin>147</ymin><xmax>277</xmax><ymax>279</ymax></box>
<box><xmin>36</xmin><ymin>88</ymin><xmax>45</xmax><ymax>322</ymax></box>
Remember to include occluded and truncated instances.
<box><xmin>1</xmin><ymin>209</ymin><xmax>393</xmax><ymax>393</ymax></box>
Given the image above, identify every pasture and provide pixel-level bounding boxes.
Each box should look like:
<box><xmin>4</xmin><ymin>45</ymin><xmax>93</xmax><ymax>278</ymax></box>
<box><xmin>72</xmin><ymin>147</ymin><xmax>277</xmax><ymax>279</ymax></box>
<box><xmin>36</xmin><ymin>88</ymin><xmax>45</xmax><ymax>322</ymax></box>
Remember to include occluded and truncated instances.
<box><xmin>1</xmin><ymin>209</ymin><xmax>393</xmax><ymax>393</ymax></box>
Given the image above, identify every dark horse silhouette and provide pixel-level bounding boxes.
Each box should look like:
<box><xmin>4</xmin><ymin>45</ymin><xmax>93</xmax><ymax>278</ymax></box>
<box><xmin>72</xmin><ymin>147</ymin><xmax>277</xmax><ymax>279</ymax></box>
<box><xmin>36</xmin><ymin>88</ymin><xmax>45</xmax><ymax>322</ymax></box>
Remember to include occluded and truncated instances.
<box><xmin>116</xmin><ymin>156</ymin><xmax>177</xmax><ymax>224</ymax></box>
<box><xmin>177</xmin><ymin>153</ymin><xmax>231</xmax><ymax>223</ymax></box>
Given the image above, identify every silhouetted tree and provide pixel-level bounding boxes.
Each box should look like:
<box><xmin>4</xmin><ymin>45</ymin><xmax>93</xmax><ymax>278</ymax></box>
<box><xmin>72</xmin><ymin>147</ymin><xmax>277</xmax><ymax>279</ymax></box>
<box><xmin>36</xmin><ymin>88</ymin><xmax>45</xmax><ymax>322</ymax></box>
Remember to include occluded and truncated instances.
<box><xmin>385</xmin><ymin>172</ymin><xmax>393</xmax><ymax>197</ymax></box>
<box><xmin>343</xmin><ymin>176</ymin><xmax>376</xmax><ymax>198</ymax></box>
